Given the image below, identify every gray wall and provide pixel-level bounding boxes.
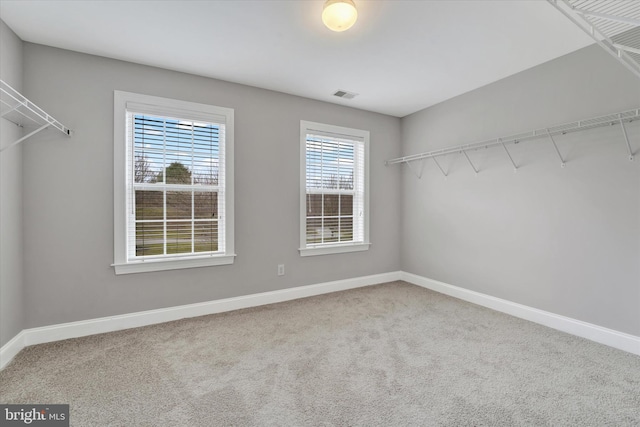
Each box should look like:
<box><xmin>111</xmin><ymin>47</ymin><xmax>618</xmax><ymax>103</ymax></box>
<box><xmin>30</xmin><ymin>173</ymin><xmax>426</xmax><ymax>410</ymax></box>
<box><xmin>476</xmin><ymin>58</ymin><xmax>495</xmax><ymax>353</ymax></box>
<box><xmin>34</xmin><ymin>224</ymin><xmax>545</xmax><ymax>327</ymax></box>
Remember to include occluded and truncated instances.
<box><xmin>401</xmin><ymin>45</ymin><xmax>640</xmax><ymax>336</ymax></box>
<box><xmin>6</xmin><ymin>34</ymin><xmax>638</xmax><ymax>344</ymax></box>
<box><xmin>0</xmin><ymin>20</ymin><xmax>24</xmax><ymax>348</ymax></box>
<box><xmin>21</xmin><ymin>43</ymin><xmax>402</xmax><ymax>329</ymax></box>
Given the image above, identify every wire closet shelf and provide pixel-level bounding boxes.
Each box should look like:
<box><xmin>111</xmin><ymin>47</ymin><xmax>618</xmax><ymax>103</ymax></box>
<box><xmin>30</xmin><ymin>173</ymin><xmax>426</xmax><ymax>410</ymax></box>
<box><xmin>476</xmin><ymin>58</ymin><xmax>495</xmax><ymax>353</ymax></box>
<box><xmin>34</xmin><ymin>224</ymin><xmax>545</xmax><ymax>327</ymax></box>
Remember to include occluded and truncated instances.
<box><xmin>0</xmin><ymin>79</ymin><xmax>71</xmax><ymax>153</ymax></box>
<box><xmin>385</xmin><ymin>108</ymin><xmax>639</xmax><ymax>177</ymax></box>
<box><xmin>547</xmin><ymin>0</ymin><xmax>640</xmax><ymax>80</ymax></box>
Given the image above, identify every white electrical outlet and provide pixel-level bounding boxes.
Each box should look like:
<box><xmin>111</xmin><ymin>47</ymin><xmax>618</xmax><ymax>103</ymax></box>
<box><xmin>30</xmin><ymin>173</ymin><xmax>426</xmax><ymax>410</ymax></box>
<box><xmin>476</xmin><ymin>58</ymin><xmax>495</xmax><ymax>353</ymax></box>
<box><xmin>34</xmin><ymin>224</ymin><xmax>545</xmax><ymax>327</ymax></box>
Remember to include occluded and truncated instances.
<box><xmin>277</xmin><ymin>264</ymin><xmax>285</xmax><ymax>276</ymax></box>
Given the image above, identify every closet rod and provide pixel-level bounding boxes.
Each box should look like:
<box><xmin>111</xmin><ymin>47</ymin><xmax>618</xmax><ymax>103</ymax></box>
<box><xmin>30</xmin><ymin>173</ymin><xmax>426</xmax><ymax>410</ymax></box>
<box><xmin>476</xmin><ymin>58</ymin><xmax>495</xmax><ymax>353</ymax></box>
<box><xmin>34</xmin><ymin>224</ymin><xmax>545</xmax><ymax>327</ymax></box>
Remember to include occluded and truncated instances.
<box><xmin>385</xmin><ymin>108</ymin><xmax>639</xmax><ymax>166</ymax></box>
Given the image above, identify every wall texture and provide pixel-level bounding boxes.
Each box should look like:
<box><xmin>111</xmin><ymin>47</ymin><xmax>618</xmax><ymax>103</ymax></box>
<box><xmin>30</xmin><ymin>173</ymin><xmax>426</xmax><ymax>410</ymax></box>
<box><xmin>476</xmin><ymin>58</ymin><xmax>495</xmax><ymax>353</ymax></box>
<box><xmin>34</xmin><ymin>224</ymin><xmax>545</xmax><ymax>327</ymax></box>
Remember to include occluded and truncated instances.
<box><xmin>21</xmin><ymin>43</ymin><xmax>402</xmax><ymax>329</ymax></box>
<box><xmin>401</xmin><ymin>45</ymin><xmax>640</xmax><ymax>336</ymax></box>
<box><xmin>0</xmin><ymin>20</ymin><xmax>24</xmax><ymax>348</ymax></box>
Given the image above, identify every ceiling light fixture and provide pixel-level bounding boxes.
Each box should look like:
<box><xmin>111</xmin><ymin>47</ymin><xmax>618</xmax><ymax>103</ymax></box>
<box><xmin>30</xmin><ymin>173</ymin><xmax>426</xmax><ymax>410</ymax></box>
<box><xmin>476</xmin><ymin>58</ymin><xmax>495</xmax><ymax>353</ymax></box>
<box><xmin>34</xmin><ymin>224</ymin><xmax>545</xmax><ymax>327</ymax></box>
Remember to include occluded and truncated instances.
<box><xmin>322</xmin><ymin>0</ymin><xmax>358</xmax><ymax>32</ymax></box>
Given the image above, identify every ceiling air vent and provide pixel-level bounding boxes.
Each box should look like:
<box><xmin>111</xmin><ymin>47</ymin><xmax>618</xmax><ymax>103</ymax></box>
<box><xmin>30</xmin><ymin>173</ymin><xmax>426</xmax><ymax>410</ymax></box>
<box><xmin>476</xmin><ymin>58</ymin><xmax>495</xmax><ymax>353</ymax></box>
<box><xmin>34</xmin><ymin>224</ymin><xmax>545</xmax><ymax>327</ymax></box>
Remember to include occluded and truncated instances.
<box><xmin>333</xmin><ymin>90</ymin><xmax>358</xmax><ymax>100</ymax></box>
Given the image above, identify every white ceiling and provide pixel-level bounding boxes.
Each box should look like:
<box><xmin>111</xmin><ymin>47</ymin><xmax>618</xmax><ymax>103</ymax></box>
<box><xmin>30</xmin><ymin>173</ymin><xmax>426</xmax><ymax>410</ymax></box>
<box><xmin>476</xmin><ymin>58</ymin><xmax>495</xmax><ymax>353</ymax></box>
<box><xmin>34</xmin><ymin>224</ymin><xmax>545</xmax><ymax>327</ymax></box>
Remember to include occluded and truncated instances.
<box><xmin>0</xmin><ymin>0</ymin><xmax>594</xmax><ymax>117</ymax></box>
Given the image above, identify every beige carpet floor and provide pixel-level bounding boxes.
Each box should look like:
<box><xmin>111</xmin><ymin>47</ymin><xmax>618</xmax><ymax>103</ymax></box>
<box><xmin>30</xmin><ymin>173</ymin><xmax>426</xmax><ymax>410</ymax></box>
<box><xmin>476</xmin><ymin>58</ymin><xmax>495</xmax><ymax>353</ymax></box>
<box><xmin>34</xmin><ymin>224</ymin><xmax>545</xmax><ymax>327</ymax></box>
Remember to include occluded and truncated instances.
<box><xmin>1</xmin><ymin>281</ymin><xmax>639</xmax><ymax>426</ymax></box>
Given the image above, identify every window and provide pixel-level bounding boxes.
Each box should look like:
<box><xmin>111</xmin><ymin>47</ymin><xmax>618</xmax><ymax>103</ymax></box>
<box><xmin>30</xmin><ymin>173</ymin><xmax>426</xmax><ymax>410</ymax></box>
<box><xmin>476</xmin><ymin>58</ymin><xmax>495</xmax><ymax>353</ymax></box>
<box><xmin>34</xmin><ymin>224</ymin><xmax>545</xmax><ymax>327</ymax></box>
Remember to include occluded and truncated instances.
<box><xmin>300</xmin><ymin>121</ymin><xmax>370</xmax><ymax>256</ymax></box>
<box><xmin>113</xmin><ymin>91</ymin><xmax>234</xmax><ymax>274</ymax></box>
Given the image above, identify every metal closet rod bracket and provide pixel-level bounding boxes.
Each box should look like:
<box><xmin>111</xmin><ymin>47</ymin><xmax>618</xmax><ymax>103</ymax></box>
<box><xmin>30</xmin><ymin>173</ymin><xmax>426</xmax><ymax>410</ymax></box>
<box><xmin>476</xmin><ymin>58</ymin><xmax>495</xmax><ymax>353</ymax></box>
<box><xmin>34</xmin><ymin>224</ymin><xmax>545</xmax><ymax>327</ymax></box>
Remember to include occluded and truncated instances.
<box><xmin>500</xmin><ymin>138</ymin><xmax>518</xmax><ymax>172</ymax></box>
<box><xmin>546</xmin><ymin>129</ymin><xmax>566</xmax><ymax>168</ymax></box>
<box><xmin>404</xmin><ymin>158</ymin><xmax>425</xmax><ymax>179</ymax></box>
<box><xmin>619</xmin><ymin>114</ymin><xmax>634</xmax><ymax>161</ymax></box>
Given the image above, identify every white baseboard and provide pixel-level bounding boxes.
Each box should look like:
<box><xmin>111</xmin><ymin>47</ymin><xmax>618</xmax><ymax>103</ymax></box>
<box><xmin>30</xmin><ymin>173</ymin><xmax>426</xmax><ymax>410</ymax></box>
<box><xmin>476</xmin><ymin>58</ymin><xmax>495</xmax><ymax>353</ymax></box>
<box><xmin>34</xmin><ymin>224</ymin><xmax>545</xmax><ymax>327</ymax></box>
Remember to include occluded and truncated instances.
<box><xmin>3</xmin><ymin>270</ymin><xmax>638</xmax><ymax>369</ymax></box>
<box><xmin>0</xmin><ymin>271</ymin><xmax>401</xmax><ymax>369</ymax></box>
<box><xmin>401</xmin><ymin>272</ymin><xmax>640</xmax><ymax>356</ymax></box>
<box><xmin>0</xmin><ymin>331</ymin><xmax>25</xmax><ymax>369</ymax></box>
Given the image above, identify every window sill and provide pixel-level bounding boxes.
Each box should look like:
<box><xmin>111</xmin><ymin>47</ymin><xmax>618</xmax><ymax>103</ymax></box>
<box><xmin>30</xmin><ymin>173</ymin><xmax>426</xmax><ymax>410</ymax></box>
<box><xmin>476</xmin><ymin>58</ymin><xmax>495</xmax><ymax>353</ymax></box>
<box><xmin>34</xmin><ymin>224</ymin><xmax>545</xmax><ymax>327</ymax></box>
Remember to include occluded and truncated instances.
<box><xmin>113</xmin><ymin>254</ymin><xmax>236</xmax><ymax>275</ymax></box>
<box><xmin>299</xmin><ymin>243</ymin><xmax>370</xmax><ymax>257</ymax></box>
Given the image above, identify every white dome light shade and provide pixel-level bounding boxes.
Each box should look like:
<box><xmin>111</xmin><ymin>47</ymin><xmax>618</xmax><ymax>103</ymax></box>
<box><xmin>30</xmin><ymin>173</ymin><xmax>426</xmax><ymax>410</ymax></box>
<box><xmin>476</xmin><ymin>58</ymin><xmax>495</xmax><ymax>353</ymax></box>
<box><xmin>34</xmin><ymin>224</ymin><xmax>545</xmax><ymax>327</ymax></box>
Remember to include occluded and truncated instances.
<box><xmin>322</xmin><ymin>0</ymin><xmax>358</xmax><ymax>32</ymax></box>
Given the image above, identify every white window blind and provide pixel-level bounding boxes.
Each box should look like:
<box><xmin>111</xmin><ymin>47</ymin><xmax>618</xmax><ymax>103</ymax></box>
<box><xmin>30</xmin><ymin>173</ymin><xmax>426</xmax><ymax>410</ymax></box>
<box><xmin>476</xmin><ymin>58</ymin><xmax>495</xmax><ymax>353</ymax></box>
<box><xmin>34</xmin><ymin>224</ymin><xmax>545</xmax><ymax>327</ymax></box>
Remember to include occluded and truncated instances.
<box><xmin>113</xmin><ymin>91</ymin><xmax>234</xmax><ymax>274</ymax></box>
<box><xmin>126</xmin><ymin>113</ymin><xmax>226</xmax><ymax>260</ymax></box>
<box><xmin>300</xmin><ymin>121</ymin><xmax>369</xmax><ymax>256</ymax></box>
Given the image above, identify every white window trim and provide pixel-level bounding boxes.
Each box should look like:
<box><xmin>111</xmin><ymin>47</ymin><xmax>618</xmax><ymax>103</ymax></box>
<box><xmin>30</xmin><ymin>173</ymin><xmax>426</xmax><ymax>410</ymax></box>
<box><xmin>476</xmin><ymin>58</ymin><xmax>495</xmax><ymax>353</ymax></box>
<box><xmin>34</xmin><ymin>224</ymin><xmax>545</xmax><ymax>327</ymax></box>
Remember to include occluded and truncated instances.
<box><xmin>299</xmin><ymin>120</ymin><xmax>370</xmax><ymax>257</ymax></box>
<box><xmin>113</xmin><ymin>91</ymin><xmax>235</xmax><ymax>274</ymax></box>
